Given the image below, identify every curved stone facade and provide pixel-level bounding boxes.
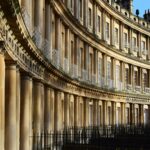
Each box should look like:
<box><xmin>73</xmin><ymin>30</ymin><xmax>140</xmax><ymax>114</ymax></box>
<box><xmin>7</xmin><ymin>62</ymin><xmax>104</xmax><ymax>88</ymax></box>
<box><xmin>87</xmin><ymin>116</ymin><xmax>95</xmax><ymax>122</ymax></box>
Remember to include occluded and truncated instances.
<box><xmin>0</xmin><ymin>0</ymin><xmax>150</xmax><ymax>150</ymax></box>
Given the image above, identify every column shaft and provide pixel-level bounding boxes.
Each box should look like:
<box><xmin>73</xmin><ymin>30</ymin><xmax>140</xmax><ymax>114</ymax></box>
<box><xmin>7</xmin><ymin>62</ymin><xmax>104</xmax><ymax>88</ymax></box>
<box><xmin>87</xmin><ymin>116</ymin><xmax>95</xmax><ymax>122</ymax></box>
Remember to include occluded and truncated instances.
<box><xmin>45</xmin><ymin>3</ymin><xmax>51</xmax><ymax>59</ymax></box>
<box><xmin>5</xmin><ymin>63</ymin><xmax>17</xmax><ymax>150</ymax></box>
<box><xmin>20</xmin><ymin>76</ymin><xmax>32</xmax><ymax>150</ymax></box>
<box><xmin>84</xmin><ymin>0</ymin><xmax>88</xmax><ymax>27</ymax></box>
<box><xmin>0</xmin><ymin>50</ymin><xmax>5</xmax><ymax>150</ymax></box>
<box><xmin>120</xmin><ymin>23</ymin><xmax>124</xmax><ymax>50</ymax></box>
<box><xmin>33</xmin><ymin>81</ymin><xmax>42</xmax><ymax>133</ymax></box>
<box><xmin>102</xmin><ymin>10</ymin><xmax>106</xmax><ymax>41</ymax></box>
<box><xmin>129</xmin><ymin>28</ymin><xmax>133</xmax><ymax>54</ymax></box>
<box><xmin>50</xmin><ymin>89</ymin><xmax>55</xmax><ymax>131</ymax></box>
<box><xmin>74</xmin><ymin>96</ymin><xmax>79</xmax><ymax>127</ymax></box>
<box><xmin>44</xmin><ymin>87</ymin><xmax>51</xmax><ymax>132</ymax></box>
<box><xmin>16</xmin><ymin>68</ymin><xmax>20</xmax><ymax>150</ymax></box>
<box><xmin>83</xmin><ymin>98</ymin><xmax>89</xmax><ymax>127</ymax></box>
<box><xmin>64</xmin><ymin>93</ymin><xmax>69</xmax><ymax>128</ymax></box>
<box><xmin>54</xmin><ymin>91</ymin><xmax>64</xmax><ymax>131</ymax></box>
<box><xmin>147</xmin><ymin>37</ymin><xmax>150</xmax><ymax>60</ymax></box>
<box><xmin>111</xmin><ymin>17</ymin><xmax>114</xmax><ymax>46</ymax></box>
<box><xmin>103</xmin><ymin>101</ymin><xmax>107</xmax><ymax>126</ymax></box>
<box><xmin>93</xmin><ymin>100</ymin><xmax>98</xmax><ymax>126</ymax></box>
<box><xmin>112</xmin><ymin>102</ymin><xmax>116</xmax><ymax>126</ymax></box>
<box><xmin>56</xmin><ymin>17</ymin><xmax>61</xmax><ymax>52</ymax></box>
<box><xmin>93</xmin><ymin>1</ymin><xmax>97</xmax><ymax>34</ymax></box>
<box><xmin>121</xmin><ymin>103</ymin><xmax>125</xmax><ymax>125</ymax></box>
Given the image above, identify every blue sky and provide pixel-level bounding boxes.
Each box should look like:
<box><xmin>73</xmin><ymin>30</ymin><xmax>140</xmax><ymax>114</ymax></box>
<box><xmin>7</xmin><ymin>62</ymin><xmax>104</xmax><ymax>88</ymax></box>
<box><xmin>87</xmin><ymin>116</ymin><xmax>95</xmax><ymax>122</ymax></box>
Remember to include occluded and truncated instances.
<box><xmin>133</xmin><ymin>0</ymin><xmax>150</xmax><ymax>17</ymax></box>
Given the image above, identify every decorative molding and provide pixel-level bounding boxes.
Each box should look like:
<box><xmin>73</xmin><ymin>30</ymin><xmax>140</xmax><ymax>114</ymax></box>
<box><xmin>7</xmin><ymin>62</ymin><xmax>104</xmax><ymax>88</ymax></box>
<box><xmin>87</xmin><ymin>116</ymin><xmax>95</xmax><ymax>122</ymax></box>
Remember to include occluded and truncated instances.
<box><xmin>0</xmin><ymin>41</ymin><xmax>6</xmax><ymax>54</ymax></box>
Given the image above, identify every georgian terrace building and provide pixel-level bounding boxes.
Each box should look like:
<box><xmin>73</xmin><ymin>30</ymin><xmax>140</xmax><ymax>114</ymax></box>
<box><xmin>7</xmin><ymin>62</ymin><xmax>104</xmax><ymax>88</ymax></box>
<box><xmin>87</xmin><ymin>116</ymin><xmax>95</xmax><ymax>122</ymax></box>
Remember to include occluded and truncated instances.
<box><xmin>0</xmin><ymin>0</ymin><xmax>150</xmax><ymax>150</ymax></box>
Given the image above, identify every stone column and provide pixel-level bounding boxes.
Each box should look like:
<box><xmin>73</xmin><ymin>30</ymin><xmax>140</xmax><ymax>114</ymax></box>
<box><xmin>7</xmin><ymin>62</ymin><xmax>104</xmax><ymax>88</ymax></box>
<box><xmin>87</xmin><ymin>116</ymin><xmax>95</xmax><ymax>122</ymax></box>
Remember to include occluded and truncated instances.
<box><xmin>54</xmin><ymin>91</ymin><xmax>63</xmax><ymax>131</ymax></box>
<box><xmin>94</xmin><ymin>50</ymin><xmax>98</xmax><ymax>83</ymax></box>
<box><xmin>112</xmin><ymin>58</ymin><xmax>116</xmax><ymax>88</ymax></box>
<box><xmin>139</xmin><ymin>68</ymin><xmax>142</xmax><ymax>90</ymax></box>
<box><xmin>56</xmin><ymin>17</ymin><xmax>61</xmax><ymax>66</ymax></box>
<box><xmin>0</xmin><ymin>43</ymin><xmax>5</xmax><ymax>150</ymax></box>
<box><xmin>74</xmin><ymin>96</ymin><xmax>79</xmax><ymax>127</ymax></box>
<box><xmin>130</xmin><ymin>103</ymin><xmax>135</xmax><ymax>125</ymax></box>
<box><xmin>93</xmin><ymin>1</ymin><xmax>97</xmax><ymax>34</ymax></box>
<box><xmin>83</xmin><ymin>98</ymin><xmax>89</xmax><ymax>127</ymax></box>
<box><xmin>34</xmin><ymin>0</ymin><xmax>45</xmax><ymax>48</ymax></box>
<box><xmin>64</xmin><ymin>93</ymin><xmax>70</xmax><ymax>128</ymax></box>
<box><xmin>33</xmin><ymin>81</ymin><xmax>42</xmax><ymax>134</ymax></box>
<box><xmin>103</xmin><ymin>54</ymin><xmax>107</xmax><ymax>86</ymax></box>
<box><xmin>129</xmin><ymin>28</ymin><xmax>133</xmax><ymax>55</ymax></box>
<box><xmin>130</xmin><ymin>65</ymin><xmax>134</xmax><ymax>89</ymax></box>
<box><xmin>102</xmin><ymin>10</ymin><xmax>106</xmax><ymax>41</ymax></box>
<box><xmin>41</xmin><ymin>83</ymin><xmax>45</xmax><ymax>132</ymax></box>
<box><xmin>93</xmin><ymin>100</ymin><xmax>98</xmax><ymax>126</ymax></box>
<box><xmin>45</xmin><ymin>2</ymin><xmax>52</xmax><ymax>60</ymax></box>
<box><xmin>21</xmin><ymin>0</ymin><xmax>33</xmax><ymax>32</ymax></box>
<box><xmin>50</xmin><ymin>89</ymin><xmax>55</xmax><ymax>131</ymax></box>
<box><xmin>65</xmin><ymin>28</ymin><xmax>70</xmax><ymax>72</ymax></box>
<box><xmin>5</xmin><ymin>62</ymin><xmax>17</xmax><ymax>150</ymax></box>
<box><xmin>69</xmin><ymin>95</ymin><xmax>74</xmax><ymax>127</ymax></box>
<box><xmin>121</xmin><ymin>103</ymin><xmax>125</xmax><ymax>125</ymax></box>
<box><xmin>20</xmin><ymin>76</ymin><xmax>32</xmax><ymax>150</ymax></box>
<box><xmin>75</xmin><ymin>35</ymin><xmax>79</xmax><ymax>77</ymax></box>
<box><xmin>44</xmin><ymin>87</ymin><xmax>51</xmax><ymax>132</ymax></box>
<box><xmin>120</xmin><ymin>23</ymin><xmax>124</xmax><ymax>51</ymax></box>
<box><xmin>120</xmin><ymin>62</ymin><xmax>125</xmax><ymax>90</ymax></box>
<box><xmin>139</xmin><ymin>104</ymin><xmax>144</xmax><ymax>125</ymax></box>
<box><xmin>138</xmin><ymin>32</ymin><xmax>142</xmax><ymax>57</ymax></box>
<box><xmin>16</xmin><ymin>67</ymin><xmax>20</xmax><ymax>150</ymax></box>
<box><xmin>85</xmin><ymin>43</ymin><xmax>89</xmax><ymax>80</ymax></box>
<box><xmin>112</xmin><ymin>102</ymin><xmax>116</xmax><ymax>126</ymax></box>
<box><xmin>84</xmin><ymin>0</ymin><xmax>88</xmax><ymax>27</ymax></box>
<box><xmin>103</xmin><ymin>101</ymin><xmax>107</xmax><ymax>126</ymax></box>
<box><xmin>75</xmin><ymin>0</ymin><xmax>79</xmax><ymax>19</ymax></box>
<box><xmin>110</xmin><ymin>17</ymin><xmax>115</xmax><ymax>46</ymax></box>
<box><xmin>147</xmin><ymin>37</ymin><xmax>150</xmax><ymax>60</ymax></box>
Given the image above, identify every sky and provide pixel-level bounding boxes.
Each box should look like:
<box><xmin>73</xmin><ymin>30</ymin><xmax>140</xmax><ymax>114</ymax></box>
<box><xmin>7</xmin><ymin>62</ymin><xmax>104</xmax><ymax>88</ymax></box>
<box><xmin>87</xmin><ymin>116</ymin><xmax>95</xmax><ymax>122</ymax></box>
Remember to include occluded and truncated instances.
<box><xmin>133</xmin><ymin>0</ymin><xmax>150</xmax><ymax>17</ymax></box>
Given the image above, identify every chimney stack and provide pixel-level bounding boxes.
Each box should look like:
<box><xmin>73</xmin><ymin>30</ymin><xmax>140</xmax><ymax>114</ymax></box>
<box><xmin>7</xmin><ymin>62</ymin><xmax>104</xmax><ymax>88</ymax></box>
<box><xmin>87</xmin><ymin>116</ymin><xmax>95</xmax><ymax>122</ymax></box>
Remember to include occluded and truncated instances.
<box><xmin>115</xmin><ymin>0</ymin><xmax>133</xmax><ymax>13</ymax></box>
<box><xmin>144</xmin><ymin>9</ymin><xmax>150</xmax><ymax>22</ymax></box>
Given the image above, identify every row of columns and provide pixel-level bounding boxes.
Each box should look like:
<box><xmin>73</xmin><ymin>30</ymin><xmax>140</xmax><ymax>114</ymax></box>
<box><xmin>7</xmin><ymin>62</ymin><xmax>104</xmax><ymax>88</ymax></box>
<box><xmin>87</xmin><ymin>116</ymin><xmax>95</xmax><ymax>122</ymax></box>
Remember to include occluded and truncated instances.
<box><xmin>19</xmin><ymin>0</ymin><xmax>150</xmax><ymax>91</ymax></box>
<box><xmin>20</xmin><ymin>0</ymin><xmax>150</xmax><ymax>61</ymax></box>
<box><xmin>0</xmin><ymin>48</ymin><xmax>150</xmax><ymax>150</ymax></box>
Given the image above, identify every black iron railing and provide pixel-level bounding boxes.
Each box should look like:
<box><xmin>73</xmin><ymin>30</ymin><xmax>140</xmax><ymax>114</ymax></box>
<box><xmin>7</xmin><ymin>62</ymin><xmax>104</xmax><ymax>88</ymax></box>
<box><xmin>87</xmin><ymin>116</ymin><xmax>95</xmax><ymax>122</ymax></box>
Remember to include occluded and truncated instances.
<box><xmin>32</xmin><ymin>125</ymin><xmax>150</xmax><ymax>150</ymax></box>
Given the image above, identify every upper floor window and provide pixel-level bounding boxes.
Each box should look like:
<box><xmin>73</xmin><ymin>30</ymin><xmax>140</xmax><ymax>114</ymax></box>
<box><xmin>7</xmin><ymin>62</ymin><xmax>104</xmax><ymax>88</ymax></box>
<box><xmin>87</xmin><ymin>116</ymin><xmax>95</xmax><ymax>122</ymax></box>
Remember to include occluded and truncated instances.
<box><xmin>98</xmin><ymin>58</ymin><xmax>102</xmax><ymax>76</ymax></box>
<box><xmin>106</xmin><ymin>22</ymin><xmax>110</xmax><ymax>40</ymax></box>
<box><xmin>70</xmin><ymin>0</ymin><xmax>74</xmax><ymax>11</ymax></box>
<box><xmin>125</xmin><ymin>68</ymin><xmax>129</xmax><ymax>84</ymax></box>
<box><xmin>132</xmin><ymin>37</ymin><xmax>137</xmax><ymax>48</ymax></box>
<box><xmin>124</xmin><ymin>33</ymin><xmax>128</xmax><ymax>47</ymax></box>
<box><xmin>97</xmin><ymin>15</ymin><xmax>101</xmax><ymax>33</ymax></box>
<box><xmin>143</xmin><ymin>72</ymin><xmax>148</xmax><ymax>88</ymax></box>
<box><xmin>107</xmin><ymin>61</ymin><xmax>111</xmax><ymax>80</ymax></box>
<box><xmin>141</xmin><ymin>41</ymin><xmax>146</xmax><ymax>50</ymax></box>
<box><xmin>71</xmin><ymin>41</ymin><xmax>74</xmax><ymax>64</ymax></box>
<box><xmin>88</xmin><ymin>8</ymin><xmax>92</xmax><ymax>26</ymax></box>
<box><xmin>115</xmin><ymin>28</ymin><xmax>119</xmax><ymax>44</ymax></box>
<box><xmin>116</xmin><ymin>65</ymin><xmax>120</xmax><ymax>87</ymax></box>
<box><xmin>134</xmin><ymin>71</ymin><xmax>138</xmax><ymax>86</ymax></box>
<box><xmin>79</xmin><ymin>0</ymin><xmax>83</xmax><ymax>19</ymax></box>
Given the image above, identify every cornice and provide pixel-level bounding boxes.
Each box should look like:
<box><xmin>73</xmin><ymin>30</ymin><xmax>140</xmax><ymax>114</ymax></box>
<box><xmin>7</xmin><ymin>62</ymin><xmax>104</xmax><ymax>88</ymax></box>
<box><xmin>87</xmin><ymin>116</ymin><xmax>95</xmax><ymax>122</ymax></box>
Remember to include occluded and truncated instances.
<box><xmin>97</xmin><ymin>0</ymin><xmax>150</xmax><ymax>34</ymax></box>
